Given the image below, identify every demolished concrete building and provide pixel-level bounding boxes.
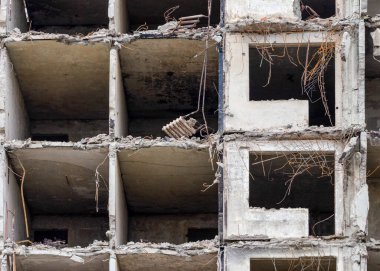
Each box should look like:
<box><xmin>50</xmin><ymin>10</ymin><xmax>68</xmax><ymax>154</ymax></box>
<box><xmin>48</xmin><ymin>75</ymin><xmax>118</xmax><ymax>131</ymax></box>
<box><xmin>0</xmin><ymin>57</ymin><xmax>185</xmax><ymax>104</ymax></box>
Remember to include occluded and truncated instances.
<box><xmin>0</xmin><ymin>0</ymin><xmax>377</xmax><ymax>270</ymax></box>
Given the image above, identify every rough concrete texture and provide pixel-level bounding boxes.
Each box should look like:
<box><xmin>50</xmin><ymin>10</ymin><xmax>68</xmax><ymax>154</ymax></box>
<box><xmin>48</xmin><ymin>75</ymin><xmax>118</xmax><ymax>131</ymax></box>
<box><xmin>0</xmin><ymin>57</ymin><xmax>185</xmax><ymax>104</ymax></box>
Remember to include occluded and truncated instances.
<box><xmin>116</xmin><ymin>239</ymin><xmax>218</xmax><ymax>271</ymax></box>
<box><xmin>225</xmin><ymin>0</ymin><xmax>301</xmax><ymax>24</ymax></box>
<box><xmin>128</xmin><ymin>214</ymin><xmax>217</xmax><ymax>244</ymax></box>
<box><xmin>223</xmin><ymin>140</ymin><xmax>346</xmax><ymax>239</ymax></box>
<box><xmin>225</xmin><ymin>241</ymin><xmax>367</xmax><ymax>271</ymax></box>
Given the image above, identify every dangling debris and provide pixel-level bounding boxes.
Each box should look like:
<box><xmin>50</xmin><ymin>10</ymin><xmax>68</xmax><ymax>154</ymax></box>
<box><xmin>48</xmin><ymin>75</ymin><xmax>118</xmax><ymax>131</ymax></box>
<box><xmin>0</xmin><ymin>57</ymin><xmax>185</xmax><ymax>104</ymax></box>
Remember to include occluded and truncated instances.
<box><xmin>178</xmin><ymin>15</ymin><xmax>207</xmax><ymax>29</ymax></box>
<box><xmin>162</xmin><ymin>117</ymin><xmax>197</xmax><ymax>139</ymax></box>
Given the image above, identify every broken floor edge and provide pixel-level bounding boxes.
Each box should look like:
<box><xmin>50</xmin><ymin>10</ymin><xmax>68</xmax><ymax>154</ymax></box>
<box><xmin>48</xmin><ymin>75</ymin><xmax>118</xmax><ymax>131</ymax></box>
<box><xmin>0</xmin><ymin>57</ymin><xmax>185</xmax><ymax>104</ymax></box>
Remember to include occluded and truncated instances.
<box><xmin>223</xmin><ymin>125</ymin><xmax>365</xmax><ymax>141</ymax></box>
<box><xmin>1</xmin><ymin>238</ymin><xmax>219</xmax><ymax>258</ymax></box>
<box><xmin>223</xmin><ymin>16</ymin><xmax>361</xmax><ymax>33</ymax></box>
<box><xmin>2</xmin><ymin>134</ymin><xmax>217</xmax><ymax>151</ymax></box>
<box><xmin>0</xmin><ymin>27</ymin><xmax>223</xmax><ymax>46</ymax></box>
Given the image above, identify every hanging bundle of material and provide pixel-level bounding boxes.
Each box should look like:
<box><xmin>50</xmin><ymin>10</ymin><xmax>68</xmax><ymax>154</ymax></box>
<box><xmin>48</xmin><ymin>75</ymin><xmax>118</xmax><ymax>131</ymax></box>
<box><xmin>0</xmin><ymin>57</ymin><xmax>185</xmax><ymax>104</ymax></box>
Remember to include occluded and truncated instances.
<box><xmin>162</xmin><ymin>0</ymin><xmax>213</xmax><ymax>139</ymax></box>
<box><xmin>162</xmin><ymin>117</ymin><xmax>197</xmax><ymax>139</ymax></box>
<box><xmin>178</xmin><ymin>15</ymin><xmax>207</xmax><ymax>29</ymax></box>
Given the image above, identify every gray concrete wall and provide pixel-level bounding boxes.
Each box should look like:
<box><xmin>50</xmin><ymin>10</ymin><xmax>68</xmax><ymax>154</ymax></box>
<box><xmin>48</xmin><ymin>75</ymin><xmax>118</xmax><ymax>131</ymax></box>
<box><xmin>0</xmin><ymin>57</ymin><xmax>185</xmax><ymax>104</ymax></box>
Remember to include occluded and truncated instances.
<box><xmin>5</xmin><ymin>0</ymin><xmax>27</xmax><ymax>32</ymax></box>
<box><xmin>109</xmin><ymin>0</ymin><xmax>128</xmax><ymax>33</ymax></box>
<box><xmin>129</xmin><ymin>214</ymin><xmax>217</xmax><ymax>244</ymax></box>
<box><xmin>0</xmin><ymin>147</ymin><xmax>28</xmax><ymax>242</ymax></box>
<box><xmin>31</xmin><ymin>120</ymin><xmax>108</xmax><ymax>141</ymax></box>
<box><xmin>31</xmin><ymin>215</ymin><xmax>108</xmax><ymax>247</ymax></box>
<box><xmin>368</xmin><ymin>179</ymin><xmax>380</xmax><ymax>239</ymax></box>
<box><xmin>109</xmin><ymin>48</ymin><xmax>128</xmax><ymax>138</ymax></box>
<box><xmin>109</xmin><ymin>150</ymin><xmax>128</xmax><ymax>246</ymax></box>
<box><xmin>0</xmin><ymin>48</ymin><xmax>30</xmax><ymax>141</ymax></box>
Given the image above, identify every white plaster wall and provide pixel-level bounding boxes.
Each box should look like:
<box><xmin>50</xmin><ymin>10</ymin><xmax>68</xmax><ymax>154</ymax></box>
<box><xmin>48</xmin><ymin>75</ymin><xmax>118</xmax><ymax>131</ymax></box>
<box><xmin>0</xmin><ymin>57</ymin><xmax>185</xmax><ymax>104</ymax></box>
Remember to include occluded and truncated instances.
<box><xmin>0</xmin><ymin>147</ymin><xmax>28</xmax><ymax>242</ymax></box>
<box><xmin>223</xmin><ymin>32</ymin><xmax>357</xmax><ymax>132</ymax></box>
<box><xmin>0</xmin><ymin>48</ymin><xmax>30</xmax><ymax>141</ymax></box>
<box><xmin>109</xmin><ymin>149</ymin><xmax>128</xmax><ymax>246</ymax></box>
<box><xmin>223</xmin><ymin>140</ymin><xmax>345</xmax><ymax>240</ymax></box>
<box><xmin>225</xmin><ymin>245</ymin><xmax>366</xmax><ymax>271</ymax></box>
<box><xmin>109</xmin><ymin>48</ymin><xmax>128</xmax><ymax>138</ymax></box>
<box><xmin>225</xmin><ymin>0</ymin><xmax>301</xmax><ymax>24</ymax></box>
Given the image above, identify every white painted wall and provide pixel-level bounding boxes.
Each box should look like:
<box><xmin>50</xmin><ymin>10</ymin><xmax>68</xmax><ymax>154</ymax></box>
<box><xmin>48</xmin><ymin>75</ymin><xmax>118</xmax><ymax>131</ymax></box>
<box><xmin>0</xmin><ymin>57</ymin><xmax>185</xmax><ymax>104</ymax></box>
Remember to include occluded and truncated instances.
<box><xmin>109</xmin><ymin>48</ymin><xmax>128</xmax><ymax>138</ymax></box>
<box><xmin>109</xmin><ymin>149</ymin><xmax>128</xmax><ymax>246</ymax></box>
<box><xmin>223</xmin><ymin>140</ymin><xmax>345</xmax><ymax>240</ymax></box>
<box><xmin>0</xmin><ymin>48</ymin><xmax>29</xmax><ymax>141</ymax></box>
<box><xmin>225</xmin><ymin>0</ymin><xmax>301</xmax><ymax>24</ymax></box>
<box><xmin>225</xmin><ymin>245</ymin><xmax>366</xmax><ymax>271</ymax></box>
<box><xmin>223</xmin><ymin>32</ymin><xmax>350</xmax><ymax>132</ymax></box>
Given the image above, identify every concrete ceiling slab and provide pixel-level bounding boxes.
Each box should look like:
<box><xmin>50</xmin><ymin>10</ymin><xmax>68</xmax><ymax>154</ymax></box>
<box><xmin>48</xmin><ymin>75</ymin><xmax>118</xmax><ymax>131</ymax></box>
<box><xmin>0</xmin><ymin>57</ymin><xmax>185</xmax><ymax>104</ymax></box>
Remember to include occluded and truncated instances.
<box><xmin>118</xmin><ymin>253</ymin><xmax>217</xmax><ymax>271</ymax></box>
<box><xmin>26</xmin><ymin>0</ymin><xmax>108</xmax><ymax>27</ymax></box>
<box><xmin>16</xmin><ymin>253</ymin><xmax>109</xmax><ymax>271</ymax></box>
<box><xmin>119</xmin><ymin>146</ymin><xmax>217</xmax><ymax>213</ymax></box>
<box><xmin>119</xmin><ymin>39</ymin><xmax>218</xmax><ymax>118</ymax></box>
<box><xmin>126</xmin><ymin>0</ymin><xmax>220</xmax><ymax>29</ymax></box>
<box><xmin>6</xmin><ymin>41</ymin><xmax>109</xmax><ymax>120</ymax></box>
<box><xmin>8</xmin><ymin>147</ymin><xmax>109</xmax><ymax>215</ymax></box>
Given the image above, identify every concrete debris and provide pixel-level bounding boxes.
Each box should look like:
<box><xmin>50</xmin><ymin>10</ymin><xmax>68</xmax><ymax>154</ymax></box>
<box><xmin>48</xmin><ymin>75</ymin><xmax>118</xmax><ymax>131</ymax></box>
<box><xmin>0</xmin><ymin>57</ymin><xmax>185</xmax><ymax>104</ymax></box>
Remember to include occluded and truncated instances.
<box><xmin>116</xmin><ymin>238</ymin><xmax>218</xmax><ymax>256</ymax></box>
<box><xmin>162</xmin><ymin>117</ymin><xmax>197</xmax><ymax>139</ymax></box>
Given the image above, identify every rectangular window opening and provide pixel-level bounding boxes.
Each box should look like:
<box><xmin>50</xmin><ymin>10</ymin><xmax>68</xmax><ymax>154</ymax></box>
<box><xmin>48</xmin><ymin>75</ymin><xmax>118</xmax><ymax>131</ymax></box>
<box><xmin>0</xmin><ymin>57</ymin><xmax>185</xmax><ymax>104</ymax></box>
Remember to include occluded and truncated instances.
<box><xmin>187</xmin><ymin>228</ymin><xmax>218</xmax><ymax>242</ymax></box>
<box><xmin>33</xmin><ymin>229</ymin><xmax>68</xmax><ymax>244</ymax></box>
<box><xmin>301</xmin><ymin>0</ymin><xmax>336</xmax><ymax>20</ymax></box>
<box><xmin>249</xmin><ymin>45</ymin><xmax>335</xmax><ymax>127</ymax></box>
<box><xmin>251</xmin><ymin>257</ymin><xmax>337</xmax><ymax>271</ymax></box>
<box><xmin>249</xmin><ymin>152</ymin><xmax>335</xmax><ymax>236</ymax></box>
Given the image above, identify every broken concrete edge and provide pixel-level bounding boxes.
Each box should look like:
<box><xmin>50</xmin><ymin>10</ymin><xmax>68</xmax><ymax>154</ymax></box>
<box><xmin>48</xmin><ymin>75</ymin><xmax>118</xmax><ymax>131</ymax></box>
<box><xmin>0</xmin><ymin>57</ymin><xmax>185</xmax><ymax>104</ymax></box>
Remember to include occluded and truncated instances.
<box><xmin>1</xmin><ymin>239</ymin><xmax>218</xmax><ymax>259</ymax></box>
<box><xmin>365</xmin><ymin>15</ymin><xmax>380</xmax><ymax>29</ymax></box>
<box><xmin>0</xmin><ymin>26</ymin><xmax>223</xmax><ymax>47</ymax></box>
<box><xmin>2</xmin><ymin>240</ymin><xmax>110</xmax><ymax>257</ymax></box>
<box><xmin>223</xmin><ymin>125</ymin><xmax>365</xmax><ymax>142</ymax></box>
<box><xmin>225</xmin><ymin>238</ymin><xmax>365</xmax><ymax>250</ymax></box>
<box><xmin>113</xmin><ymin>135</ymin><xmax>218</xmax><ymax>151</ymax></box>
<box><xmin>1</xmin><ymin>135</ymin><xmax>217</xmax><ymax>152</ymax></box>
<box><xmin>115</xmin><ymin>238</ymin><xmax>219</xmax><ymax>257</ymax></box>
<box><xmin>223</xmin><ymin>16</ymin><xmax>361</xmax><ymax>33</ymax></box>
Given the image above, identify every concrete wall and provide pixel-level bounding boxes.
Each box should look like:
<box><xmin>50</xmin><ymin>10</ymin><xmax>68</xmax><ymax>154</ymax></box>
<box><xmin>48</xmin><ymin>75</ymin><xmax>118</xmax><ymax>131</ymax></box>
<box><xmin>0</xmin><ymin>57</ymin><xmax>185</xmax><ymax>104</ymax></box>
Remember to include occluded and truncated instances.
<box><xmin>368</xmin><ymin>179</ymin><xmax>380</xmax><ymax>239</ymax></box>
<box><xmin>0</xmin><ymin>48</ymin><xmax>29</xmax><ymax>141</ymax></box>
<box><xmin>366</xmin><ymin>78</ymin><xmax>380</xmax><ymax>131</ymax></box>
<box><xmin>31</xmin><ymin>120</ymin><xmax>108</xmax><ymax>141</ymax></box>
<box><xmin>367</xmin><ymin>0</ymin><xmax>380</xmax><ymax>17</ymax></box>
<box><xmin>223</xmin><ymin>140</ymin><xmax>345</xmax><ymax>240</ymax></box>
<box><xmin>5</xmin><ymin>0</ymin><xmax>27</xmax><ymax>33</ymax></box>
<box><xmin>109</xmin><ymin>48</ymin><xmax>128</xmax><ymax>138</ymax></box>
<box><xmin>31</xmin><ymin>215</ymin><xmax>108</xmax><ymax>247</ymax></box>
<box><xmin>223</xmin><ymin>32</ymin><xmax>353</xmax><ymax>132</ymax></box>
<box><xmin>225</xmin><ymin>245</ymin><xmax>366</xmax><ymax>271</ymax></box>
<box><xmin>109</xmin><ymin>0</ymin><xmax>128</xmax><ymax>33</ymax></box>
<box><xmin>109</xmin><ymin>149</ymin><xmax>128</xmax><ymax>246</ymax></box>
<box><xmin>225</xmin><ymin>0</ymin><xmax>301</xmax><ymax>24</ymax></box>
<box><xmin>0</xmin><ymin>147</ymin><xmax>28</xmax><ymax>242</ymax></box>
<box><xmin>129</xmin><ymin>214</ymin><xmax>217</xmax><ymax>244</ymax></box>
